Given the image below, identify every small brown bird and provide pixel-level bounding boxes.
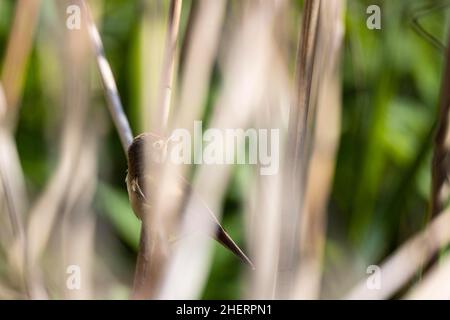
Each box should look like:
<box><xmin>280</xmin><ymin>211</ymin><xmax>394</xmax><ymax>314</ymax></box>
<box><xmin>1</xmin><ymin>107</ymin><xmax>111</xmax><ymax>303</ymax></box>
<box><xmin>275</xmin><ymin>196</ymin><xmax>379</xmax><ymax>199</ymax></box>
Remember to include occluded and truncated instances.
<box><xmin>126</xmin><ymin>132</ymin><xmax>254</xmax><ymax>269</ymax></box>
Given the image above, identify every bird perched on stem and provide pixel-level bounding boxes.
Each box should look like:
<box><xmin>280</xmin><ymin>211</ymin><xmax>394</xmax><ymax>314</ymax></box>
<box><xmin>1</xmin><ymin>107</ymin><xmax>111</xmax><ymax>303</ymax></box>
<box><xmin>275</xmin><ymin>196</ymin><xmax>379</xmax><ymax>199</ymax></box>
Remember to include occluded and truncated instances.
<box><xmin>126</xmin><ymin>132</ymin><xmax>254</xmax><ymax>269</ymax></box>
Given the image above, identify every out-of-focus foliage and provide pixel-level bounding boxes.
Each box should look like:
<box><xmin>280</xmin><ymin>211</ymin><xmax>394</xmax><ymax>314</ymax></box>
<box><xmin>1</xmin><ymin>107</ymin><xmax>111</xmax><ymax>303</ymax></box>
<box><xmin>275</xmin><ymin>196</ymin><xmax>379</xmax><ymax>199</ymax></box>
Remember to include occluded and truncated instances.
<box><xmin>327</xmin><ymin>0</ymin><xmax>449</xmax><ymax>295</ymax></box>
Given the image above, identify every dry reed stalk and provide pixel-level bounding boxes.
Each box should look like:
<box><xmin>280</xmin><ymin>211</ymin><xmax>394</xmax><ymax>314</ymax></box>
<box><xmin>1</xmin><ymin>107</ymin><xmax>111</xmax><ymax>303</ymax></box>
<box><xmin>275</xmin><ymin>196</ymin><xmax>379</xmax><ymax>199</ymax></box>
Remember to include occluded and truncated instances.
<box><xmin>294</xmin><ymin>0</ymin><xmax>344</xmax><ymax>299</ymax></box>
<box><xmin>246</xmin><ymin>174</ymin><xmax>283</xmax><ymax>299</ymax></box>
<box><xmin>0</xmin><ymin>125</ymin><xmax>29</xmax><ymax>296</ymax></box>
<box><xmin>430</xmin><ymin>25</ymin><xmax>450</xmax><ymax>217</ymax></box>
<box><xmin>405</xmin><ymin>254</ymin><xmax>450</xmax><ymax>299</ymax></box>
<box><xmin>244</xmin><ymin>50</ymin><xmax>290</xmax><ymax>299</ymax></box>
<box><xmin>238</xmin><ymin>0</ymin><xmax>290</xmax><ymax>300</ymax></box>
<box><xmin>80</xmin><ymin>0</ymin><xmax>133</xmax><ymax>152</ymax></box>
<box><xmin>0</xmin><ymin>84</ymin><xmax>5</xmax><ymax>118</ymax></box>
<box><xmin>276</xmin><ymin>0</ymin><xmax>321</xmax><ymax>298</ymax></box>
<box><xmin>154</xmin><ymin>0</ymin><xmax>183</xmax><ymax>133</ymax></box>
<box><xmin>138</xmin><ymin>1</ymin><xmax>167</xmax><ymax>132</ymax></box>
<box><xmin>1</xmin><ymin>0</ymin><xmax>41</xmax><ymax>126</ymax></box>
<box><xmin>173</xmin><ymin>0</ymin><xmax>226</xmax><ymax>133</ymax></box>
<box><xmin>75</xmin><ymin>2</ymin><xmax>138</xmax><ymax>294</ymax></box>
<box><xmin>0</xmin><ymin>85</ymin><xmax>26</xmax><ymax>249</ymax></box>
<box><xmin>164</xmin><ymin>1</ymin><xmax>227</xmax><ymax>267</ymax></box>
<box><xmin>131</xmin><ymin>0</ymin><xmax>184</xmax><ymax>299</ymax></box>
<box><xmin>60</xmin><ymin>133</ymin><xmax>98</xmax><ymax>299</ymax></box>
<box><xmin>26</xmin><ymin>0</ymin><xmax>95</xmax><ymax>299</ymax></box>
<box><xmin>157</xmin><ymin>1</ymin><xmax>281</xmax><ymax>299</ymax></box>
<box><xmin>136</xmin><ymin>0</ymin><xmax>226</xmax><ymax>298</ymax></box>
<box><xmin>131</xmin><ymin>145</ymin><xmax>184</xmax><ymax>297</ymax></box>
<box><xmin>0</xmin><ymin>0</ymin><xmax>41</xmax><ymax>298</ymax></box>
<box><xmin>57</xmin><ymin>7</ymin><xmax>97</xmax><ymax>298</ymax></box>
<box><xmin>345</xmin><ymin>207</ymin><xmax>450</xmax><ymax>299</ymax></box>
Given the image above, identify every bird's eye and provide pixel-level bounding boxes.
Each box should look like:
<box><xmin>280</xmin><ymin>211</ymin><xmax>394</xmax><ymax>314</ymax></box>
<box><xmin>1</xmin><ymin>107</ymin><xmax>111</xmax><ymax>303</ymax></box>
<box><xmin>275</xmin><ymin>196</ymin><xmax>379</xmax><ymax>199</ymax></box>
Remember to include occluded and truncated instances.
<box><xmin>153</xmin><ymin>140</ymin><xmax>164</xmax><ymax>149</ymax></box>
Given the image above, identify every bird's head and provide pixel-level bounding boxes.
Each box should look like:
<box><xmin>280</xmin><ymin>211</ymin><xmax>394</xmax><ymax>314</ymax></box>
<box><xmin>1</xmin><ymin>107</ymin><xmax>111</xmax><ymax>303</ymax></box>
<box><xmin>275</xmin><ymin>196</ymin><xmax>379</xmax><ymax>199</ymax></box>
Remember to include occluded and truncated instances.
<box><xmin>127</xmin><ymin>132</ymin><xmax>169</xmax><ymax>178</ymax></box>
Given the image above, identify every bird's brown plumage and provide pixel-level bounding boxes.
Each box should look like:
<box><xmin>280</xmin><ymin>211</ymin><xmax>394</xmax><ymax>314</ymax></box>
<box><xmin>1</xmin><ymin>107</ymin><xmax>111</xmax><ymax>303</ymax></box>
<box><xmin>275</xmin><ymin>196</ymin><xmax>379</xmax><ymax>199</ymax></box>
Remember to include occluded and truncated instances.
<box><xmin>126</xmin><ymin>132</ymin><xmax>254</xmax><ymax>269</ymax></box>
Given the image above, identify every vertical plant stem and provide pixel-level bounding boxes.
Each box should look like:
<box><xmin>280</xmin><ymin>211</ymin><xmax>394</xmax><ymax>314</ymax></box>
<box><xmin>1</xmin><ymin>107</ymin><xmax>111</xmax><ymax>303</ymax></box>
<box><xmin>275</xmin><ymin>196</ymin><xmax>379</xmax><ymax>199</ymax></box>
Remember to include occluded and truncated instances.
<box><xmin>295</xmin><ymin>0</ymin><xmax>344</xmax><ymax>299</ymax></box>
<box><xmin>154</xmin><ymin>0</ymin><xmax>182</xmax><ymax>133</ymax></box>
<box><xmin>276</xmin><ymin>0</ymin><xmax>321</xmax><ymax>298</ymax></box>
<box><xmin>158</xmin><ymin>0</ymin><xmax>279</xmax><ymax>299</ymax></box>
<box><xmin>430</xmin><ymin>27</ymin><xmax>450</xmax><ymax>217</ymax></box>
<box><xmin>174</xmin><ymin>0</ymin><xmax>225</xmax><ymax>132</ymax></box>
<box><xmin>80</xmin><ymin>0</ymin><xmax>133</xmax><ymax>153</ymax></box>
<box><xmin>131</xmin><ymin>0</ymin><xmax>183</xmax><ymax>300</ymax></box>
<box><xmin>1</xmin><ymin>0</ymin><xmax>41</xmax><ymax>125</ymax></box>
<box><xmin>0</xmin><ymin>0</ymin><xmax>41</xmax><ymax>299</ymax></box>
